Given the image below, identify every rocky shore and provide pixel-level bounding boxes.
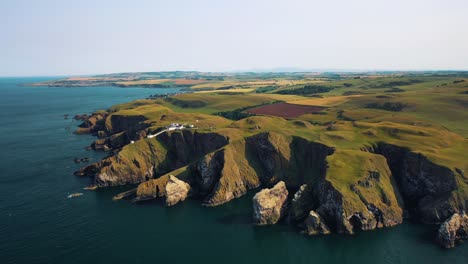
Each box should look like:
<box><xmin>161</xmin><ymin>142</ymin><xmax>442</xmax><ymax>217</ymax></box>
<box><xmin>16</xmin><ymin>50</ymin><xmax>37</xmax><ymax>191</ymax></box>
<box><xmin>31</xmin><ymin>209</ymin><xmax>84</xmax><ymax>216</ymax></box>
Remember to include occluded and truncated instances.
<box><xmin>73</xmin><ymin>110</ymin><xmax>468</xmax><ymax>249</ymax></box>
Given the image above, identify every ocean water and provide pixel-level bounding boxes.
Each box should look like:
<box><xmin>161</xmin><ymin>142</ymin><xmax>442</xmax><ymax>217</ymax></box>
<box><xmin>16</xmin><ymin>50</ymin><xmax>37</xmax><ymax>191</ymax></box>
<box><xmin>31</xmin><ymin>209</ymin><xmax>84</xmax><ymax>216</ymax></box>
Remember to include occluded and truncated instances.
<box><xmin>0</xmin><ymin>77</ymin><xmax>466</xmax><ymax>264</ymax></box>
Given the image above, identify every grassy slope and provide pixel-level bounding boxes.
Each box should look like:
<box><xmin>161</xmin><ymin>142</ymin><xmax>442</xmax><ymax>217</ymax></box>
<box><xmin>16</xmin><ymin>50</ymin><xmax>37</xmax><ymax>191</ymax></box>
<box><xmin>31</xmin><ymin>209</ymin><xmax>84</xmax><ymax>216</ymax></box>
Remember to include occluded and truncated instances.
<box><xmin>325</xmin><ymin>149</ymin><xmax>403</xmax><ymax>218</ymax></box>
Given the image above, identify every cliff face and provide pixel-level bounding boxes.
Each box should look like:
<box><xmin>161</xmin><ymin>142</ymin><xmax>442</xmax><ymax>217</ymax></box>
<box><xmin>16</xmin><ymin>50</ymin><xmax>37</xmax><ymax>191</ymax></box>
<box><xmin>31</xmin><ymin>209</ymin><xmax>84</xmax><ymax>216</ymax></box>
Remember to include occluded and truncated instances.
<box><xmin>106</xmin><ymin>114</ymin><xmax>149</xmax><ymax>140</ymax></box>
<box><xmin>371</xmin><ymin>143</ymin><xmax>464</xmax><ymax>224</ymax></box>
<box><xmin>315</xmin><ymin>150</ymin><xmax>403</xmax><ymax>234</ymax></box>
<box><xmin>158</xmin><ymin>130</ymin><xmax>230</xmax><ymax>170</ymax></box>
<box><xmin>245</xmin><ymin>133</ymin><xmax>334</xmax><ymax>188</ymax></box>
<box><xmin>125</xmin><ymin>132</ymin><xmax>405</xmax><ymax>235</ymax></box>
<box><xmin>76</xmin><ymin>130</ymin><xmax>229</xmax><ymax>187</ymax></box>
<box><xmin>190</xmin><ymin>132</ymin><xmax>335</xmax><ymax>206</ymax></box>
<box><xmin>129</xmin><ymin>132</ymin><xmax>334</xmax><ymax>207</ymax></box>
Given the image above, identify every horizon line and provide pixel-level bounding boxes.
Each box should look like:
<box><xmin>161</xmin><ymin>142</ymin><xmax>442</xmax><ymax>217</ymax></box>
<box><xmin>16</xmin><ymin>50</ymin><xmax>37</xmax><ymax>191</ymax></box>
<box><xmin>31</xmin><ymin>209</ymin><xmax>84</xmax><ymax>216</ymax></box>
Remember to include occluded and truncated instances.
<box><xmin>2</xmin><ymin>69</ymin><xmax>468</xmax><ymax>78</ymax></box>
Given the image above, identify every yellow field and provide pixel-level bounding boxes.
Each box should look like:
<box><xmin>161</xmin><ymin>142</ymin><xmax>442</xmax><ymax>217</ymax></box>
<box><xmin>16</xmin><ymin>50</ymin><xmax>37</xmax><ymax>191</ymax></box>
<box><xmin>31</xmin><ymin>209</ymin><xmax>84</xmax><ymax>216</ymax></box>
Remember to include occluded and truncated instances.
<box><xmin>195</xmin><ymin>88</ymin><xmax>255</xmax><ymax>94</ymax></box>
<box><xmin>190</xmin><ymin>81</ymin><xmax>243</xmax><ymax>90</ymax></box>
<box><xmin>115</xmin><ymin>79</ymin><xmax>172</xmax><ymax>85</ymax></box>
<box><xmin>288</xmin><ymin>95</ymin><xmax>363</xmax><ymax>107</ymax></box>
<box><xmin>251</xmin><ymin>93</ymin><xmax>306</xmax><ymax>102</ymax></box>
<box><xmin>190</xmin><ymin>79</ymin><xmax>326</xmax><ymax>90</ymax></box>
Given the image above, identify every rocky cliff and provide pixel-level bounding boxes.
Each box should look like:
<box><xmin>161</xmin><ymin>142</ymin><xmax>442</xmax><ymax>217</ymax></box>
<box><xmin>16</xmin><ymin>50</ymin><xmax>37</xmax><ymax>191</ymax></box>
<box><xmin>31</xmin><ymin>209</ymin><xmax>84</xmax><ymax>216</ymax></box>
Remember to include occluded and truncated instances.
<box><xmin>75</xmin><ymin>130</ymin><xmax>229</xmax><ymax>187</ymax></box>
<box><xmin>107</xmin><ymin>132</ymin><xmax>407</xmax><ymax>234</ymax></box>
<box><xmin>370</xmin><ymin>143</ymin><xmax>465</xmax><ymax>224</ymax></box>
<box><xmin>76</xmin><ymin>112</ymin><xmax>467</xmax><ymax>248</ymax></box>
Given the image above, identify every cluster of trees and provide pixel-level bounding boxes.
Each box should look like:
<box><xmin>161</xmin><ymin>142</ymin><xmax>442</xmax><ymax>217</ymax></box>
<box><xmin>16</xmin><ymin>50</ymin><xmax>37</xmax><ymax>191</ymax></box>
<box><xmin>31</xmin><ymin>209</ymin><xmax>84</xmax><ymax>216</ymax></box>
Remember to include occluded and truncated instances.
<box><xmin>255</xmin><ymin>86</ymin><xmax>277</xmax><ymax>93</ymax></box>
<box><xmin>369</xmin><ymin>79</ymin><xmax>423</xmax><ymax>89</ymax></box>
<box><xmin>165</xmin><ymin>98</ymin><xmax>207</xmax><ymax>108</ymax></box>
<box><xmin>384</xmin><ymin>87</ymin><xmax>405</xmax><ymax>93</ymax></box>
<box><xmin>216</xmin><ymin>109</ymin><xmax>255</xmax><ymax>120</ymax></box>
<box><xmin>276</xmin><ymin>85</ymin><xmax>333</xmax><ymax>95</ymax></box>
<box><xmin>365</xmin><ymin>102</ymin><xmax>407</xmax><ymax>112</ymax></box>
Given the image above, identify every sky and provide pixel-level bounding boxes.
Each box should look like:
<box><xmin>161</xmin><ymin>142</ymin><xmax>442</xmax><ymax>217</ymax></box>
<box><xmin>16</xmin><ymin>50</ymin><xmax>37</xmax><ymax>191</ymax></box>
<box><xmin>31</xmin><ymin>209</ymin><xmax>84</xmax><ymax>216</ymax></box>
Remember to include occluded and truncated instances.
<box><xmin>1</xmin><ymin>0</ymin><xmax>468</xmax><ymax>76</ymax></box>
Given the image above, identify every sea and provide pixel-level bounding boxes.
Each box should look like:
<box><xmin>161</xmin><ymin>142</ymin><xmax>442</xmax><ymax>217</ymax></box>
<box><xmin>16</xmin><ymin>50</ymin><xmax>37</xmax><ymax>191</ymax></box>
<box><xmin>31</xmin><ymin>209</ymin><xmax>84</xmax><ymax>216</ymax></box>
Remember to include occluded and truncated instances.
<box><xmin>0</xmin><ymin>77</ymin><xmax>466</xmax><ymax>264</ymax></box>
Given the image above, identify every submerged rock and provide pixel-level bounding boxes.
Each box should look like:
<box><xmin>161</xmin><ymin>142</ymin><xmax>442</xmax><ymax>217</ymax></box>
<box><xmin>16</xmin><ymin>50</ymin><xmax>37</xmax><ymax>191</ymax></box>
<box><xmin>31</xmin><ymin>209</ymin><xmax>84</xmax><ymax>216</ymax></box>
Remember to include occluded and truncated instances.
<box><xmin>437</xmin><ymin>212</ymin><xmax>468</xmax><ymax>248</ymax></box>
<box><xmin>165</xmin><ymin>175</ymin><xmax>191</xmax><ymax>206</ymax></box>
<box><xmin>253</xmin><ymin>181</ymin><xmax>289</xmax><ymax>225</ymax></box>
<box><xmin>304</xmin><ymin>210</ymin><xmax>330</xmax><ymax>235</ymax></box>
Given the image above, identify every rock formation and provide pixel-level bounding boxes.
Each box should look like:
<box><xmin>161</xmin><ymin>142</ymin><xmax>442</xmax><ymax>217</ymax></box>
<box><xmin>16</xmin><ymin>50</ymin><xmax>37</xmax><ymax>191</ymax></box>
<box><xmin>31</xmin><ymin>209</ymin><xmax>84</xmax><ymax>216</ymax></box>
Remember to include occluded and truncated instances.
<box><xmin>252</xmin><ymin>181</ymin><xmax>289</xmax><ymax>225</ymax></box>
<box><xmin>165</xmin><ymin>175</ymin><xmax>191</xmax><ymax>206</ymax></box>
<box><xmin>74</xmin><ymin>111</ymin><xmax>108</xmax><ymax>135</ymax></box>
<box><xmin>303</xmin><ymin>210</ymin><xmax>330</xmax><ymax>235</ymax></box>
<box><xmin>290</xmin><ymin>184</ymin><xmax>314</xmax><ymax>221</ymax></box>
<box><xmin>437</xmin><ymin>212</ymin><xmax>468</xmax><ymax>248</ymax></box>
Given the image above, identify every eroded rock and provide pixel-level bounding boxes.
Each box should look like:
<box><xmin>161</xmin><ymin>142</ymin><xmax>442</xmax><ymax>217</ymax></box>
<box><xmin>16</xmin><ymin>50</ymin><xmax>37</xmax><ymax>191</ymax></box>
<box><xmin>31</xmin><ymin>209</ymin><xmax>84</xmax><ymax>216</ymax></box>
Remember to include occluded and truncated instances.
<box><xmin>437</xmin><ymin>212</ymin><xmax>468</xmax><ymax>248</ymax></box>
<box><xmin>253</xmin><ymin>181</ymin><xmax>289</xmax><ymax>225</ymax></box>
<box><xmin>290</xmin><ymin>184</ymin><xmax>314</xmax><ymax>221</ymax></box>
<box><xmin>165</xmin><ymin>175</ymin><xmax>191</xmax><ymax>206</ymax></box>
<box><xmin>304</xmin><ymin>210</ymin><xmax>330</xmax><ymax>235</ymax></box>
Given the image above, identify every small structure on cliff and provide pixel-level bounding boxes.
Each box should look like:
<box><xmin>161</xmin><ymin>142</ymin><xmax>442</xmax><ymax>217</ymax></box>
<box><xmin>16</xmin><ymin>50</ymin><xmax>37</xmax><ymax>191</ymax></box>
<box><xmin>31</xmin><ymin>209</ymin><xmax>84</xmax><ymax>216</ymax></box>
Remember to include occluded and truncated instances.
<box><xmin>147</xmin><ymin>123</ymin><xmax>188</xmax><ymax>139</ymax></box>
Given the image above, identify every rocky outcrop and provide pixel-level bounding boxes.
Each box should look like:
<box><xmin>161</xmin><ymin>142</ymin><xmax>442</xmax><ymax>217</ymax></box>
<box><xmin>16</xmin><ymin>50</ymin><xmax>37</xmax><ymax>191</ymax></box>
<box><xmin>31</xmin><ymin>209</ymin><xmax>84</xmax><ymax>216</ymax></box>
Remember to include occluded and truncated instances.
<box><xmin>91</xmin><ymin>138</ymin><xmax>108</xmax><ymax>151</ymax></box>
<box><xmin>253</xmin><ymin>181</ymin><xmax>289</xmax><ymax>225</ymax></box>
<box><xmin>165</xmin><ymin>175</ymin><xmax>191</xmax><ymax>206</ymax></box>
<box><xmin>290</xmin><ymin>184</ymin><xmax>314</xmax><ymax>221</ymax></box>
<box><xmin>437</xmin><ymin>212</ymin><xmax>468</xmax><ymax>248</ymax></box>
<box><xmin>135</xmin><ymin>175</ymin><xmax>170</xmax><ymax>201</ymax></box>
<box><xmin>90</xmin><ymin>131</ymin><xmax>129</xmax><ymax>151</ymax></box>
<box><xmin>303</xmin><ymin>210</ymin><xmax>331</xmax><ymax>235</ymax></box>
<box><xmin>74</xmin><ymin>111</ymin><xmax>108</xmax><ymax>134</ymax></box>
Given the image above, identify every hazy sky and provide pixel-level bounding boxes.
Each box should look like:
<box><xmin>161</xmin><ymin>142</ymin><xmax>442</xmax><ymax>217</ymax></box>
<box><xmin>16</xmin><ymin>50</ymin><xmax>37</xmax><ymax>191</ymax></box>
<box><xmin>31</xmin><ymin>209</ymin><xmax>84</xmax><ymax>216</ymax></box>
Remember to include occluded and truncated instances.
<box><xmin>1</xmin><ymin>0</ymin><xmax>468</xmax><ymax>76</ymax></box>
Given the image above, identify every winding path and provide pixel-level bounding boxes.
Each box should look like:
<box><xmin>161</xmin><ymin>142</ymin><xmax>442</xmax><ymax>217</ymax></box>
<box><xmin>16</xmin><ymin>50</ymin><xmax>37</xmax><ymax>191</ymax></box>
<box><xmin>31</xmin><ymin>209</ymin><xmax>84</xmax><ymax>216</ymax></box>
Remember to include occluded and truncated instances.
<box><xmin>147</xmin><ymin>128</ymin><xmax>170</xmax><ymax>139</ymax></box>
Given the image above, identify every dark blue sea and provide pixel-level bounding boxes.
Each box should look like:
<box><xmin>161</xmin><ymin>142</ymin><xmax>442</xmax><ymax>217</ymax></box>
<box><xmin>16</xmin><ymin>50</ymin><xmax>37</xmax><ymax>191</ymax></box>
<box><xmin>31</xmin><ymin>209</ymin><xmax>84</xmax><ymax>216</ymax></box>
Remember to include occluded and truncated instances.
<box><xmin>0</xmin><ymin>77</ymin><xmax>466</xmax><ymax>264</ymax></box>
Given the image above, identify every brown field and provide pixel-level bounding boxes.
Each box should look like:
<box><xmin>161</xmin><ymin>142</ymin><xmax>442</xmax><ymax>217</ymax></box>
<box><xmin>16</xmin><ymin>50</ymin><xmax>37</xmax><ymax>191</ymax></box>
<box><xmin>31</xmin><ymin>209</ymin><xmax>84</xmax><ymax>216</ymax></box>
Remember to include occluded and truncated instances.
<box><xmin>246</xmin><ymin>102</ymin><xmax>326</xmax><ymax>118</ymax></box>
